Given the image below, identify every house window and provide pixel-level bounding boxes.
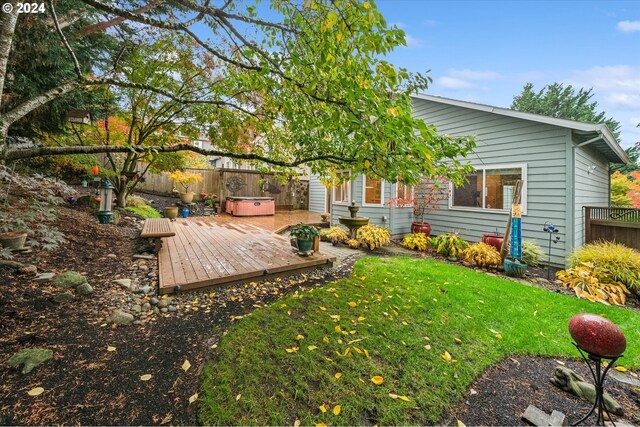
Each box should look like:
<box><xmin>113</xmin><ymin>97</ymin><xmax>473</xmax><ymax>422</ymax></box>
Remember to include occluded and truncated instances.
<box><xmin>450</xmin><ymin>164</ymin><xmax>527</xmax><ymax>212</ymax></box>
<box><xmin>395</xmin><ymin>178</ymin><xmax>414</xmax><ymax>206</ymax></box>
<box><xmin>363</xmin><ymin>176</ymin><xmax>384</xmax><ymax>206</ymax></box>
<box><xmin>333</xmin><ymin>171</ymin><xmax>351</xmax><ymax>204</ymax></box>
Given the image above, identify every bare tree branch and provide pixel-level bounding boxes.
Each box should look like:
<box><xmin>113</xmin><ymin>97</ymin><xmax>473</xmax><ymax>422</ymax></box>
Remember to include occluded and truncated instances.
<box><xmin>78</xmin><ymin>0</ymin><xmax>165</xmax><ymax>37</ymax></box>
<box><xmin>48</xmin><ymin>0</ymin><xmax>83</xmax><ymax>79</ymax></box>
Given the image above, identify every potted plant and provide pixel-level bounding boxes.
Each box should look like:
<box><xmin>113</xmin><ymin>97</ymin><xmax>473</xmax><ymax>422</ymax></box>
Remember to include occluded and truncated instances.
<box><xmin>163</xmin><ymin>206</ymin><xmax>179</xmax><ymax>220</ymax></box>
<box><xmin>0</xmin><ymin>231</ymin><xmax>28</xmax><ymax>250</ymax></box>
<box><xmin>289</xmin><ymin>223</ymin><xmax>320</xmax><ymax>253</ymax></box>
<box><xmin>386</xmin><ymin>177</ymin><xmax>448</xmax><ymax>237</ymax></box>
<box><xmin>167</xmin><ymin>171</ymin><xmax>203</xmax><ymax>204</ymax></box>
<box><xmin>482</xmin><ymin>231</ymin><xmax>504</xmax><ymax>252</ymax></box>
<box><xmin>320</xmin><ymin>213</ymin><xmax>330</xmax><ymax>223</ymax></box>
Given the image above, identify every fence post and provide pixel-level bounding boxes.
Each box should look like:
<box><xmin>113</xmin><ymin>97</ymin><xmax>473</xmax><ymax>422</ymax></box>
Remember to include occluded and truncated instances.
<box><xmin>584</xmin><ymin>207</ymin><xmax>591</xmax><ymax>243</ymax></box>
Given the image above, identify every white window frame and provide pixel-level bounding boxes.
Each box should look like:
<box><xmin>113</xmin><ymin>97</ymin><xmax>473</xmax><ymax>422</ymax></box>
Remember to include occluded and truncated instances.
<box><xmin>362</xmin><ymin>175</ymin><xmax>385</xmax><ymax>207</ymax></box>
<box><xmin>394</xmin><ymin>180</ymin><xmax>414</xmax><ymax>207</ymax></box>
<box><xmin>332</xmin><ymin>170</ymin><xmax>351</xmax><ymax>205</ymax></box>
<box><xmin>448</xmin><ymin>163</ymin><xmax>528</xmax><ymax>215</ymax></box>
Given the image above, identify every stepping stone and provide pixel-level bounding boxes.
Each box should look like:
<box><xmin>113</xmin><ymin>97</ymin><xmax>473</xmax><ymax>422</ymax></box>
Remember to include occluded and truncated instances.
<box><xmin>522</xmin><ymin>405</ymin><xmax>567</xmax><ymax>426</ymax></box>
<box><xmin>34</xmin><ymin>273</ymin><xmax>55</xmax><ymax>282</ymax></box>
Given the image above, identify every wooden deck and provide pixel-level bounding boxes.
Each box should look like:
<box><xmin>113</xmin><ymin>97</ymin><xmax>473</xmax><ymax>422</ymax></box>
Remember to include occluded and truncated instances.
<box><xmin>158</xmin><ymin>214</ymin><xmax>333</xmax><ymax>294</ymax></box>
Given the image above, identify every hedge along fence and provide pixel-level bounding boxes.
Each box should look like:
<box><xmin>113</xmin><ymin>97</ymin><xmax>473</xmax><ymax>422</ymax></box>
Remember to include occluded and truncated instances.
<box><xmin>135</xmin><ymin>167</ymin><xmax>309</xmax><ymax>210</ymax></box>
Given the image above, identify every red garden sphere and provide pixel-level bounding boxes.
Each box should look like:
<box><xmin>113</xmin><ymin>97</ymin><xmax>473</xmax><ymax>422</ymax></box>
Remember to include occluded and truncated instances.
<box><xmin>92</xmin><ymin>165</ymin><xmax>99</xmax><ymax>176</ymax></box>
<box><xmin>568</xmin><ymin>313</ymin><xmax>627</xmax><ymax>358</ymax></box>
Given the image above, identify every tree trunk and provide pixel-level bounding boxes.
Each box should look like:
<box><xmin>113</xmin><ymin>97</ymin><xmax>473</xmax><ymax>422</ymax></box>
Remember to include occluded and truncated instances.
<box><xmin>116</xmin><ymin>186</ymin><xmax>127</xmax><ymax>208</ymax></box>
<box><xmin>0</xmin><ymin>0</ymin><xmax>18</xmax><ymax>111</ymax></box>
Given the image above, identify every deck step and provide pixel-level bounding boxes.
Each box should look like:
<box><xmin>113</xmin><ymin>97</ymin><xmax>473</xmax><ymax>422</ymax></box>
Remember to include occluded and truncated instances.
<box><xmin>140</xmin><ymin>218</ymin><xmax>176</xmax><ymax>238</ymax></box>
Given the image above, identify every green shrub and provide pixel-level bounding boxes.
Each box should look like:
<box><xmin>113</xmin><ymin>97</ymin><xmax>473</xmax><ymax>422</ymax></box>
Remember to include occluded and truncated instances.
<box><xmin>522</xmin><ymin>240</ymin><xmax>545</xmax><ymax>266</ymax></box>
<box><xmin>567</xmin><ymin>241</ymin><xmax>640</xmax><ymax>290</ymax></box>
<box><xmin>356</xmin><ymin>225</ymin><xmax>391</xmax><ymax>250</ymax></box>
<box><xmin>463</xmin><ymin>242</ymin><xmax>501</xmax><ymax>268</ymax></box>
<box><xmin>402</xmin><ymin>233</ymin><xmax>430</xmax><ymax>251</ymax></box>
<box><xmin>557</xmin><ymin>262</ymin><xmax>630</xmax><ymax>306</ymax></box>
<box><xmin>430</xmin><ymin>233</ymin><xmax>469</xmax><ymax>258</ymax></box>
<box><xmin>125</xmin><ymin>205</ymin><xmax>162</xmax><ymax>218</ymax></box>
<box><xmin>126</xmin><ymin>195</ymin><xmax>150</xmax><ymax>208</ymax></box>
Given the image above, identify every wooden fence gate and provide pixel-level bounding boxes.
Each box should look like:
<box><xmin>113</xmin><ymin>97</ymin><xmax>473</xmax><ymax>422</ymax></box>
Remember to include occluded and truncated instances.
<box><xmin>135</xmin><ymin>167</ymin><xmax>309</xmax><ymax>210</ymax></box>
<box><xmin>584</xmin><ymin>206</ymin><xmax>640</xmax><ymax>250</ymax></box>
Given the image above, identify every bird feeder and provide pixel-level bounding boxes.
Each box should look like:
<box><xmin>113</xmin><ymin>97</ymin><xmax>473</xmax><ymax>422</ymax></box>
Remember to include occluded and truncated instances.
<box><xmin>96</xmin><ymin>179</ymin><xmax>115</xmax><ymax>224</ymax></box>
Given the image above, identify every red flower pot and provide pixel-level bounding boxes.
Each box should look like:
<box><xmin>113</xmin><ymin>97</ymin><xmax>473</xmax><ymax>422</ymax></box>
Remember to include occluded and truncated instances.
<box><xmin>482</xmin><ymin>233</ymin><xmax>504</xmax><ymax>252</ymax></box>
<box><xmin>411</xmin><ymin>222</ymin><xmax>431</xmax><ymax>236</ymax></box>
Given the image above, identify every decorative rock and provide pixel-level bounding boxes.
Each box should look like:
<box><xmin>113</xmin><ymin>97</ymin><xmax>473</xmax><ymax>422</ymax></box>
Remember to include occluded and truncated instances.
<box><xmin>569</xmin><ymin>313</ymin><xmax>627</xmax><ymax>358</ymax></box>
<box><xmin>522</xmin><ymin>405</ymin><xmax>550</xmax><ymax>426</ymax></box>
<box><xmin>53</xmin><ymin>291</ymin><xmax>74</xmax><ymax>303</ymax></box>
<box><xmin>142</xmin><ymin>302</ymin><xmax>151</xmax><ymax>311</ymax></box>
<box><xmin>114</xmin><ymin>279</ymin><xmax>132</xmax><ymax>289</ymax></box>
<box><xmin>153</xmin><ymin>307</ymin><xmax>160</xmax><ymax>314</ymax></box>
<box><xmin>18</xmin><ymin>265</ymin><xmax>38</xmax><ymax>275</ymax></box>
<box><xmin>133</xmin><ymin>254</ymin><xmax>155</xmax><ymax>260</ymax></box>
<box><xmin>5</xmin><ymin>348</ymin><xmax>53</xmax><ymax>374</ymax></box>
<box><xmin>132</xmin><ymin>304</ymin><xmax>142</xmax><ymax>313</ymax></box>
<box><xmin>168</xmin><ymin>305</ymin><xmax>177</xmax><ymax>312</ymax></box>
<box><xmin>160</xmin><ymin>307</ymin><xmax>168</xmax><ymax>313</ymax></box>
<box><xmin>549</xmin><ymin>410</ymin><xmax>568</xmax><ymax>426</ymax></box>
<box><xmin>76</xmin><ymin>282</ymin><xmax>93</xmax><ymax>295</ymax></box>
<box><xmin>139</xmin><ymin>265</ymin><xmax>149</xmax><ymax>272</ymax></box>
<box><xmin>150</xmin><ymin>297</ymin><xmax>159</xmax><ymax>305</ymax></box>
<box><xmin>34</xmin><ymin>272</ymin><xmax>55</xmax><ymax>282</ymax></box>
<box><xmin>52</xmin><ymin>271</ymin><xmax>86</xmax><ymax>289</ymax></box>
<box><xmin>141</xmin><ymin>285</ymin><xmax>152</xmax><ymax>294</ymax></box>
<box><xmin>106</xmin><ymin>309</ymin><xmax>134</xmax><ymax>326</ymax></box>
<box><xmin>157</xmin><ymin>300</ymin><xmax>168</xmax><ymax>309</ymax></box>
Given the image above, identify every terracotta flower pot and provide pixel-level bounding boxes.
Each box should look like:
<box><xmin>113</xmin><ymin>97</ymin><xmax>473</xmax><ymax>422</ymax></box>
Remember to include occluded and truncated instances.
<box><xmin>411</xmin><ymin>222</ymin><xmax>431</xmax><ymax>236</ymax></box>
<box><xmin>164</xmin><ymin>207</ymin><xmax>179</xmax><ymax>220</ymax></box>
<box><xmin>0</xmin><ymin>231</ymin><xmax>28</xmax><ymax>250</ymax></box>
<box><xmin>179</xmin><ymin>192</ymin><xmax>194</xmax><ymax>203</ymax></box>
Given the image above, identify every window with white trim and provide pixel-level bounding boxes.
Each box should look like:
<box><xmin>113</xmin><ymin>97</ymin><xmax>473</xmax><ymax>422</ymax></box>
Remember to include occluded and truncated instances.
<box><xmin>395</xmin><ymin>178</ymin><xmax>414</xmax><ymax>206</ymax></box>
<box><xmin>363</xmin><ymin>176</ymin><xmax>384</xmax><ymax>206</ymax></box>
<box><xmin>333</xmin><ymin>171</ymin><xmax>351</xmax><ymax>204</ymax></box>
<box><xmin>450</xmin><ymin>164</ymin><xmax>526</xmax><ymax>212</ymax></box>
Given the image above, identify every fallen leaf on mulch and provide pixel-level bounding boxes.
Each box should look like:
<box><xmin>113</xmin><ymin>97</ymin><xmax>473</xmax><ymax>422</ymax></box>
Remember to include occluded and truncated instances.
<box><xmin>188</xmin><ymin>393</ymin><xmax>198</xmax><ymax>404</ymax></box>
<box><xmin>27</xmin><ymin>387</ymin><xmax>44</xmax><ymax>396</ymax></box>
<box><xmin>182</xmin><ymin>359</ymin><xmax>191</xmax><ymax>372</ymax></box>
<box><xmin>140</xmin><ymin>374</ymin><xmax>152</xmax><ymax>381</ymax></box>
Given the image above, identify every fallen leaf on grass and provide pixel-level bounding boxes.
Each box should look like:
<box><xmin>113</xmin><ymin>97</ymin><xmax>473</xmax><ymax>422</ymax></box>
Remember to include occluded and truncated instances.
<box><xmin>454</xmin><ymin>338</ymin><xmax>462</xmax><ymax>344</ymax></box>
<box><xmin>285</xmin><ymin>347</ymin><xmax>299</xmax><ymax>353</ymax></box>
<box><xmin>319</xmin><ymin>306</ymin><xmax>327</xmax><ymax>311</ymax></box>
<box><xmin>334</xmin><ymin>372</ymin><xmax>342</xmax><ymax>379</ymax></box>
<box><xmin>333</xmin><ymin>405</ymin><xmax>341</xmax><ymax>415</ymax></box>
<box><xmin>364</xmin><ymin>349</ymin><xmax>370</xmax><ymax>358</ymax></box>
<box><xmin>398</xmin><ymin>395</ymin><xmax>410</xmax><ymax>401</ymax></box>
<box><xmin>319</xmin><ymin>404</ymin><xmax>327</xmax><ymax>413</ymax></box>
<box><xmin>182</xmin><ymin>359</ymin><xmax>191</xmax><ymax>372</ymax></box>
<box><xmin>441</xmin><ymin>351</ymin><xmax>452</xmax><ymax>362</ymax></box>
<box><xmin>424</xmin><ymin>344</ymin><xmax>432</xmax><ymax>350</ymax></box>
<box><xmin>235</xmin><ymin>394</ymin><xmax>241</xmax><ymax>401</ymax></box>
<box><xmin>389</xmin><ymin>393</ymin><xmax>398</xmax><ymax>399</ymax></box>
<box><xmin>371</xmin><ymin>376</ymin><xmax>384</xmax><ymax>385</ymax></box>
<box><xmin>27</xmin><ymin>387</ymin><xmax>44</xmax><ymax>396</ymax></box>
<box><xmin>296</xmin><ymin>335</ymin><xmax>305</xmax><ymax>340</ymax></box>
<box><xmin>308</xmin><ymin>345</ymin><xmax>318</xmax><ymax>351</ymax></box>
<box><xmin>358</xmin><ymin>316</ymin><xmax>365</xmax><ymax>321</ymax></box>
<box><xmin>457</xmin><ymin>419</ymin><xmax>466</xmax><ymax>427</ymax></box>
<box><xmin>348</xmin><ymin>301</ymin><xmax>357</xmax><ymax>308</ymax></box>
<box><xmin>495</xmin><ymin>334</ymin><xmax>503</xmax><ymax>340</ymax></box>
<box><xmin>188</xmin><ymin>393</ymin><xmax>198</xmax><ymax>404</ymax></box>
<box><xmin>107</xmin><ymin>346</ymin><xmax>116</xmax><ymax>352</ymax></box>
<box><xmin>140</xmin><ymin>374</ymin><xmax>152</xmax><ymax>381</ymax></box>
<box><xmin>294</xmin><ymin>420</ymin><xmax>301</xmax><ymax>427</ymax></box>
<box><xmin>316</xmin><ymin>423</ymin><xmax>327</xmax><ymax>427</ymax></box>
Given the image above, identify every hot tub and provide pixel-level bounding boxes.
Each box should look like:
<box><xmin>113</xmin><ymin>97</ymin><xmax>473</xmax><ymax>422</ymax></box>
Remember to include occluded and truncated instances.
<box><xmin>225</xmin><ymin>197</ymin><xmax>275</xmax><ymax>216</ymax></box>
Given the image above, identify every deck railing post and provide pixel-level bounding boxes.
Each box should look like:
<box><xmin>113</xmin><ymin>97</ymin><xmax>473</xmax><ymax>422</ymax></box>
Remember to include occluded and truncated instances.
<box><xmin>584</xmin><ymin>207</ymin><xmax>591</xmax><ymax>244</ymax></box>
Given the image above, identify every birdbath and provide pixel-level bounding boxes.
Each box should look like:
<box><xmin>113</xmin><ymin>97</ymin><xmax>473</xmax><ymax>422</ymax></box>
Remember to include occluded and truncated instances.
<box><xmin>338</xmin><ymin>201</ymin><xmax>369</xmax><ymax>238</ymax></box>
<box><xmin>568</xmin><ymin>313</ymin><xmax>627</xmax><ymax>426</ymax></box>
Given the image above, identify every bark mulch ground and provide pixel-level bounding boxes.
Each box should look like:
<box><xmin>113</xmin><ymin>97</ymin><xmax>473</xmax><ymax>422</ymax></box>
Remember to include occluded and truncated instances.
<box><xmin>1</xmin><ymin>197</ymin><xmax>639</xmax><ymax>425</ymax></box>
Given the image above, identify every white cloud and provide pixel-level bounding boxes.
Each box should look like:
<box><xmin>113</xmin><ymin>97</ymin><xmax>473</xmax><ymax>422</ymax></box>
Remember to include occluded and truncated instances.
<box><xmin>437</xmin><ymin>76</ymin><xmax>474</xmax><ymax>90</ymax></box>
<box><xmin>617</xmin><ymin>20</ymin><xmax>640</xmax><ymax>33</ymax></box>
<box><xmin>404</xmin><ymin>34</ymin><xmax>422</xmax><ymax>47</ymax></box>
<box><xmin>448</xmin><ymin>69</ymin><xmax>501</xmax><ymax>81</ymax></box>
<box><xmin>605</xmin><ymin>93</ymin><xmax>640</xmax><ymax>109</ymax></box>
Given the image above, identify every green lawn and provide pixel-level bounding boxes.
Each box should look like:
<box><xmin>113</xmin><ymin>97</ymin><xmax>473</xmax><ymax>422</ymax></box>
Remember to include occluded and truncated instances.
<box><xmin>199</xmin><ymin>257</ymin><xmax>640</xmax><ymax>426</ymax></box>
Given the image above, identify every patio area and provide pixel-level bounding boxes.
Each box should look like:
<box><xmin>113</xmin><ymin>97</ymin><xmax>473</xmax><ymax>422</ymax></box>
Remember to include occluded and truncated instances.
<box><xmin>158</xmin><ymin>212</ymin><xmax>334</xmax><ymax>294</ymax></box>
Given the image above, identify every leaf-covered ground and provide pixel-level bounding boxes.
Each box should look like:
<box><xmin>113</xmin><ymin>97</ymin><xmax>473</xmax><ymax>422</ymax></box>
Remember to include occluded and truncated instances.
<box><xmin>199</xmin><ymin>256</ymin><xmax>640</xmax><ymax>426</ymax></box>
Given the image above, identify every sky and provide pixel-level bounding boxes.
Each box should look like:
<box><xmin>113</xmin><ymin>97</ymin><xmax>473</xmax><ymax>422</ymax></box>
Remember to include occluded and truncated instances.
<box><xmin>375</xmin><ymin>0</ymin><xmax>640</xmax><ymax>150</ymax></box>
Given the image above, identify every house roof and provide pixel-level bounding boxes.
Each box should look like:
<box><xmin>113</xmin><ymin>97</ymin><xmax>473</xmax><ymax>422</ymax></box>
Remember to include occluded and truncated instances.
<box><xmin>411</xmin><ymin>93</ymin><xmax>630</xmax><ymax>164</ymax></box>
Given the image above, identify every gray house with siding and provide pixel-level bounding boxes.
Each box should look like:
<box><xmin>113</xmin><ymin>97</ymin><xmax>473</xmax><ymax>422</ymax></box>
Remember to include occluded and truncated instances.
<box><xmin>308</xmin><ymin>94</ymin><xmax>629</xmax><ymax>266</ymax></box>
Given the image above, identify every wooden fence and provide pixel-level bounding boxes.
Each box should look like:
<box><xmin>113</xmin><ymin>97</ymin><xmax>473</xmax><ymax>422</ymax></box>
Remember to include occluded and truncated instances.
<box><xmin>584</xmin><ymin>206</ymin><xmax>640</xmax><ymax>250</ymax></box>
<box><xmin>136</xmin><ymin>167</ymin><xmax>309</xmax><ymax>210</ymax></box>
